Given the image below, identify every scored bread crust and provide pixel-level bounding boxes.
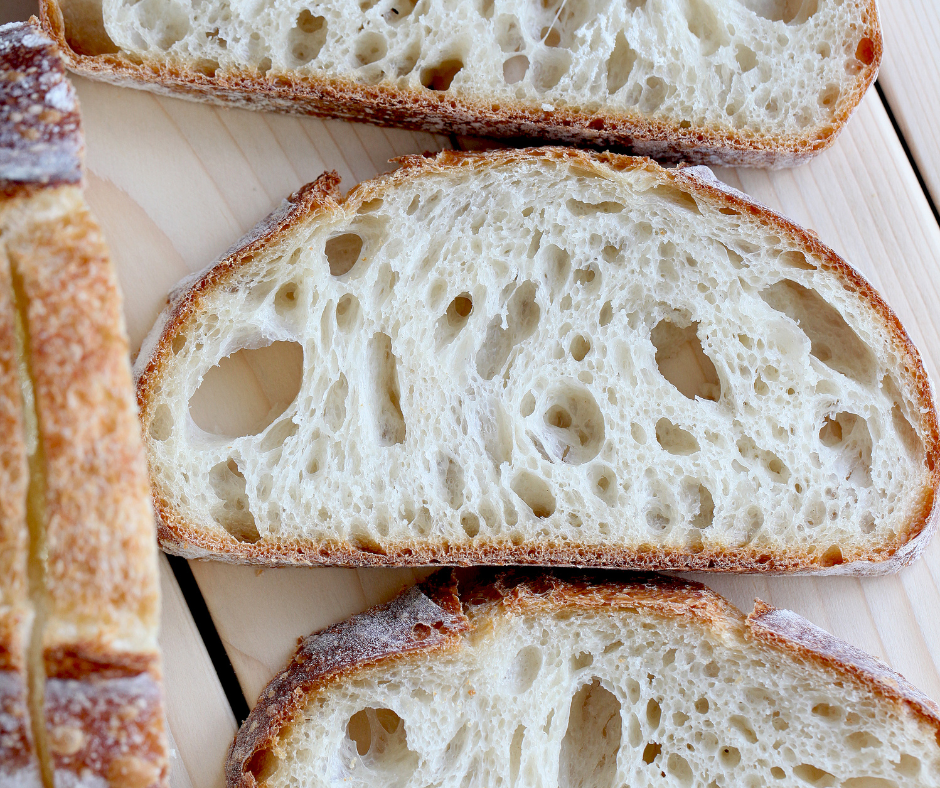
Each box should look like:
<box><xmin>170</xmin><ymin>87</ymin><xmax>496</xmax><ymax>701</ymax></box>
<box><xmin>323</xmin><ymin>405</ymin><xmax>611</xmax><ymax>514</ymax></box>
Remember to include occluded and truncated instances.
<box><xmin>38</xmin><ymin>1</ymin><xmax>882</xmax><ymax>168</ymax></box>
<box><xmin>226</xmin><ymin>569</ymin><xmax>940</xmax><ymax>787</ymax></box>
<box><xmin>134</xmin><ymin>147</ymin><xmax>940</xmax><ymax>575</ymax></box>
<box><xmin>1</xmin><ymin>187</ymin><xmax>167</xmax><ymax>787</ymax></box>
<box><xmin>0</xmin><ymin>20</ymin><xmax>167</xmax><ymax>787</ymax></box>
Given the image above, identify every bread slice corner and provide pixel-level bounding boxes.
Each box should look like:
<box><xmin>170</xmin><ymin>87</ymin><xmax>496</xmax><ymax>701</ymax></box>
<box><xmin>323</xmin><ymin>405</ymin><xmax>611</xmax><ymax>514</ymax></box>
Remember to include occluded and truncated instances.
<box><xmin>226</xmin><ymin>569</ymin><xmax>940</xmax><ymax>787</ymax></box>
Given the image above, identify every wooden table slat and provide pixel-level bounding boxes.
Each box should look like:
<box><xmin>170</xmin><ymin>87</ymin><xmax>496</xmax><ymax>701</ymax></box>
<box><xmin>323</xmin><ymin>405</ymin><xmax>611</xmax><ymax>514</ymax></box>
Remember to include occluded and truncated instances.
<box><xmin>3</xmin><ymin>0</ymin><xmax>940</xmax><ymax>782</ymax></box>
<box><xmin>878</xmin><ymin>0</ymin><xmax>940</xmax><ymax>212</ymax></box>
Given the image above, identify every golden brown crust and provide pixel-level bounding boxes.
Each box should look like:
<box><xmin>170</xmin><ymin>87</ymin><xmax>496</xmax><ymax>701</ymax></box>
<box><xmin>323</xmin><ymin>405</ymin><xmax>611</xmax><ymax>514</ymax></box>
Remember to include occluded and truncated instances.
<box><xmin>0</xmin><ymin>21</ymin><xmax>167</xmax><ymax>785</ymax></box>
<box><xmin>0</xmin><ymin>234</ymin><xmax>28</xmax><ymax>676</ymax></box>
<box><xmin>40</xmin><ymin>1</ymin><xmax>882</xmax><ymax>168</ymax></box>
<box><xmin>0</xmin><ymin>185</ymin><xmax>168</xmax><ymax>787</ymax></box>
<box><xmin>2</xmin><ymin>187</ymin><xmax>160</xmax><ymax>650</ymax></box>
<box><xmin>0</xmin><ymin>195</ymin><xmax>38</xmax><ymax>785</ymax></box>
<box><xmin>136</xmin><ymin>148</ymin><xmax>940</xmax><ymax>575</ymax></box>
<box><xmin>227</xmin><ymin>570</ymin><xmax>940</xmax><ymax>787</ymax></box>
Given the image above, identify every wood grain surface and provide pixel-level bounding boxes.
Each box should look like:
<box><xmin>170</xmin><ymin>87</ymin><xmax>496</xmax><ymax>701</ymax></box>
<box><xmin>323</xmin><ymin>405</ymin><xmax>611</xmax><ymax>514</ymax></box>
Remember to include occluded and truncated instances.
<box><xmin>879</xmin><ymin>0</ymin><xmax>940</xmax><ymax>209</ymax></box>
<box><xmin>3</xmin><ymin>0</ymin><xmax>940</xmax><ymax>783</ymax></box>
<box><xmin>83</xmin><ymin>70</ymin><xmax>940</xmax><ymax>747</ymax></box>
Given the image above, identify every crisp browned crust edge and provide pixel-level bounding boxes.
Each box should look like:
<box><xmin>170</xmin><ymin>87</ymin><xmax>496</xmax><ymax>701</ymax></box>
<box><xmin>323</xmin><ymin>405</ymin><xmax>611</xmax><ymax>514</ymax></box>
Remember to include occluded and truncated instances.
<box><xmin>135</xmin><ymin>147</ymin><xmax>940</xmax><ymax>575</ymax></box>
<box><xmin>40</xmin><ymin>0</ymin><xmax>882</xmax><ymax>168</ymax></box>
<box><xmin>1</xmin><ymin>23</ymin><xmax>168</xmax><ymax>780</ymax></box>
<box><xmin>1</xmin><ymin>184</ymin><xmax>169</xmax><ymax>788</ymax></box>
<box><xmin>0</xmin><ymin>230</ymin><xmax>37</xmax><ymax>782</ymax></box>
<box><xmin>746</xmin><ymin>601</ymin><xmax>940</xmax><ymax>740</ymax></box>
<box><xmin>226</xmin><ymin>570</ymin><xmax>940</xmax><ymax>787</ymax></box>
<box><xmin>225</xmin><ymin>570</ymin><xmax>469</xmax><ymax>788</ymax></box>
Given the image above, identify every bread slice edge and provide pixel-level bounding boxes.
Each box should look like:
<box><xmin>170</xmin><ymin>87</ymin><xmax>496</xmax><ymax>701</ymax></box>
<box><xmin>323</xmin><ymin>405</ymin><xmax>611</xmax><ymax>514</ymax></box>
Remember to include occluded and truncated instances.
<box><xmin>225</xmin><ymin>569</ymin><xmax>940</xmax><ymax>788</ymax></box>
<box><xmin>38</xmin><ymin>1</ymin><xmax>882</xmax><ymax>168</ymax></box>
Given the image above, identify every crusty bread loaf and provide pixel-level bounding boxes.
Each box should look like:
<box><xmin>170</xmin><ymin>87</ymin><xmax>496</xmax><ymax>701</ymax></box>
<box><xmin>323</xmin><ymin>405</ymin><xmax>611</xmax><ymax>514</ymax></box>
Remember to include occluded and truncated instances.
<box><xmin>227</xmin><ymin>569</ymin><xmax>940</xmax><ymax>788</ymax></box>
<box><xmin>0</xmin><ymin>20</ymin><xmax>167</xmax><ymax>787</ymax></box>
<box><xmin>40</xmin><ymin>0</ymin><xmax>881</xmax><ymax>167</ymax></box>
<box><xmin>135</xmin><ymin>148</ymin><xmax>939</xmax><ymax>574</ymax></box>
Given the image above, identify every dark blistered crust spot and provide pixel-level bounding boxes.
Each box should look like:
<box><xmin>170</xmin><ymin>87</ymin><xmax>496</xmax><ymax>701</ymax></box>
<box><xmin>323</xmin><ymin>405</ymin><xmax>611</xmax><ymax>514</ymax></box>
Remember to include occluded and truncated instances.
<box><xmin>45</xmin><ymin>645</ymin><xmax>160</xmax><ymax>681</ymax></box>
<box><xmin>0</xmin><ymin>20</ymin><xmax>82</xmax><ymax>193</ymax></box>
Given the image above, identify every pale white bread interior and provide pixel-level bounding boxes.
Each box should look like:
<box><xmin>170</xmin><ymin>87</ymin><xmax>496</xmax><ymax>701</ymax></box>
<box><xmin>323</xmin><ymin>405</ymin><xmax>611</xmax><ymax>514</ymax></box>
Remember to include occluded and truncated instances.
<box><xmin>226</xmin><ymin>570</ymin><xmax>940</xmax><ymax>788</ymax></box>
<box><xmin>0</xmin><ymin>19</ymin><xmax>168</xmax><ymax>788</ymax></box>
<box><xmin>41</xmin><ymin>0</ymin><xmax>881</xmax><ymax>166</ymax></box>
<box><xmin>134</xmin><ymin>149</ymin><xmax>940</xmax><ymax>574</ymax></box>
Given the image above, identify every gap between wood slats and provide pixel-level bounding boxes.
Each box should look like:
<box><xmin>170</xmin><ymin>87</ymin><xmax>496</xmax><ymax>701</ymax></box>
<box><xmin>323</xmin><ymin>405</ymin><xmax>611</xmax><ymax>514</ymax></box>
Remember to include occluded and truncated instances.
<box><xmin>874</xmin><ymin>82</ymin><xmax>940</xmax><ymax>229</ymax></box>
<box><xmin>168</xmin><ymin>555</ymin><xmax>251</xmax><ymax>723</ymax></box>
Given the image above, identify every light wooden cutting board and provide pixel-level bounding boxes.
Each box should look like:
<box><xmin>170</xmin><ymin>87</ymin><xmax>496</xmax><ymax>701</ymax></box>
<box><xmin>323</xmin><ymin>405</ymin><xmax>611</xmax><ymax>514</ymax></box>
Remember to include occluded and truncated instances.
<box><xmin>4</xmin><ymin>1</ymin><xmax>940</xmax><ymax>784</ymax></box>
<box><xmin>81</xmin><ymin>79</ymin><xmax>940</xmax><ymax>782</ymax></box>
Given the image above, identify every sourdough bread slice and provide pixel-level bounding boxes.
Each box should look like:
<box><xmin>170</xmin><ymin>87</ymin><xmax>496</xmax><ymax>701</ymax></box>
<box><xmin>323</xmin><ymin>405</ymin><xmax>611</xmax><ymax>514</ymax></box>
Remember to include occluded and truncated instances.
<box><xmin>0</xmin><ymin>20</ymin><xmax>167</xmax><ymax>787</ymax></box>
<box><xmin>227</xmin><ymin>569</ymin><xmax>940</xmax><ymax>788</ymax></box>
<box><xmin>134</xmin><ymin>149</ymin><xmax>939</xmax><ymax>574</ymax></box>
<box><xmin>40</xmin><ymin>0</ymin><xmax>881</xmax><ymax>167</ymax></box>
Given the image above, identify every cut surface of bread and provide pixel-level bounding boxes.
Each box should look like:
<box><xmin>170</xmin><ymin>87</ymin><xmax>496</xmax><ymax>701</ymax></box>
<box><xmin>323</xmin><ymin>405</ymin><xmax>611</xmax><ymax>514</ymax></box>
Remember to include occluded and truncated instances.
<box><xmin>227</xmin><ymin>570</ymin><xmax>940</xmax><ymax>788</ymax></box>
<box><xmin>0</xmin><ymin>20</ymin><xmax>167</xmax><ymax>787</ymax></box>
<box><xmin>135</xmin><ymin>149</ymin><xmax>939</xmax><ymax>574</ymax></box>
<box><xmin>40</xmin><ymin>0</ymin><xmax>881</xmax><ymax>166</ymax></box>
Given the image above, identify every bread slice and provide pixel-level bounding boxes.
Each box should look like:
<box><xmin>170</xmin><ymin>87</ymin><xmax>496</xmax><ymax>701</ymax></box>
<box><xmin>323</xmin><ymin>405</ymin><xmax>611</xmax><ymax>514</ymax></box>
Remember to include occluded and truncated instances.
<box><xmin>39</xmin><ymin>0</ymin><xmax>881</xmax><ymax>167</ymax></box>
<box><xmin>134</xmin><ymin>148</ymin><xmax>939</xmax><ymax>574</ymax></box>
<box><xmin>227</xmin><ymin>569</ymin><xmax>940</xmax><ymax>787</ymax></box>
<box><xmin>0</xmin><ymin>20</ymin><xmax>167</xmax><ymax>787</ymax></box>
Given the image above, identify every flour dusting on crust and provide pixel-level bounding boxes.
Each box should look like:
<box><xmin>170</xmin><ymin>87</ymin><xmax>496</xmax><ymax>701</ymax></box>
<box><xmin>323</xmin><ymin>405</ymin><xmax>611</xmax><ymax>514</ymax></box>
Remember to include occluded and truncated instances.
<box><xmin>0</xmin><ymin>21</ymin><xmax>82</xmax><ymax>191</ymax></box>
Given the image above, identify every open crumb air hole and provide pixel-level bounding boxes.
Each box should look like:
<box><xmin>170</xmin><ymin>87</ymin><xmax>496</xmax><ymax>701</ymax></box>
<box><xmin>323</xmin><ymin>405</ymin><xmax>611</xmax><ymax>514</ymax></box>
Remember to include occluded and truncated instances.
<box><xmin>819</xmin><ymin>412</ymin><xmax>873</xmax><ymax>486</ymax></box>
<box><xmin>503</xmin><ymin>55</ymin><xmax>529</xmax><ymax>84</ymax></box>
<box><xmin>559</xmin><ymin>679</ymin><xmax>621</xmax><ymax>788</ymax></box>
<box><xmin>384</xmin><ymin>0</ymin><xmax>418</xmax><ymax>21</ymax></box>
<box><xmin>476</xmin><ymin>281</ymin><xmax>540</xmax><ymax>380</ymax></box>
<box><xmin>651</xmin><ymin>318</ymin><xmax>721</xmax><ymax>401</ymax></box>
<box><xmin>345</xmin><ymin>708</ymin><xmax>418</xmax><ymax>783</ymax></box>
<box><xmin>421</xmin><ymin>59</ymin><xmax>464</xmax><ymax>90</ymax></box>
<box><xmin>539</xmin><ymin>385</ymin><xmax>605</xmax><ymax>465</ymax></box>
<box><xmin>436</xmin><ymin>293</ymin><xmax>474</xmax><ymax>347</ymax></box>
<box><xmin>325</xmin><ymin>233</ymin><xmax>364</xmax><ymax>276</ymax></box>
<box><xmin>289</xmin><ymin>10</ymin><xmax>326</xmax><ymax>64</ymax></box>
<box><xmin>370</xmin><ymin>333</ymin><xmax>406</xmax><ymax>446</ymax></box>
<box><xmin>245</xmin><ymin>748</ymin><xmax>279</xmax><ymax>782</ymax></box>
<box><xmin>511</xmin><ymin>471</ymin><xmax>556</xmax><ymax>518</ymax></box>
<box><xmin>209</xmin><ymin>459</ymin><xmax>261</xmax><ymax>543</ymax></box>
<box><xmin>606</xmin><ymin>31</ymin><xmax>637</xmax><ymax>94</ymax></box>
<box><xmin>739</xmin><ymin>0</ymin><xmax>820</xmax><ymax>23</ymax></box>
<box><xmin>189</xmin><ymin>340</ymin><xmax>303</xmax><ymax>437</ymax></box>
<box><xmin>761</xmin><ymin>280</ymin><xmax>875</xmax><ymax>385</ymax></box>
